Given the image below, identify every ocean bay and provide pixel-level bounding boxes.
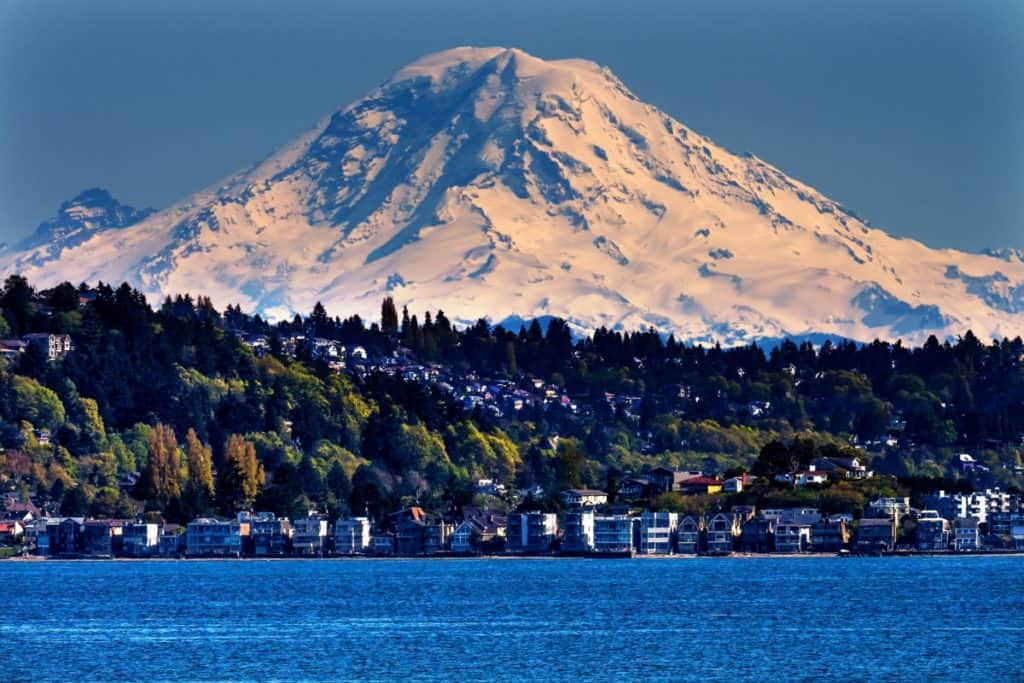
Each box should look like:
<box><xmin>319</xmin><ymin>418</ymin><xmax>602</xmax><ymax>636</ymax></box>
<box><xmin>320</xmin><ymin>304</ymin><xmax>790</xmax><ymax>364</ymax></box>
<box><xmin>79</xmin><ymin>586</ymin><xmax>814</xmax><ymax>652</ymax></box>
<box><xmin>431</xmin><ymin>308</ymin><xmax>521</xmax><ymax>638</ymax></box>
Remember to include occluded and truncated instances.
<box><xmin>2</xmin><ymin>556</ymin><xmax>1022</xmax><ymax>681</ymax></box>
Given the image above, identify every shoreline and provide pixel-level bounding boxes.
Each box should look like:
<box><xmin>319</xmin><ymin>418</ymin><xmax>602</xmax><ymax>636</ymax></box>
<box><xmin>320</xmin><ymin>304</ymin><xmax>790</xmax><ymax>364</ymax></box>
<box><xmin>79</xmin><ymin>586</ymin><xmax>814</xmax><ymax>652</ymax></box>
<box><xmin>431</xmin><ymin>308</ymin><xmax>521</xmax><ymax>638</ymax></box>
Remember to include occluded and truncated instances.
<box><xmin>5</xmin><ymin>551</ymin><xmax>1024</xmax><ymax>562</ymax></box>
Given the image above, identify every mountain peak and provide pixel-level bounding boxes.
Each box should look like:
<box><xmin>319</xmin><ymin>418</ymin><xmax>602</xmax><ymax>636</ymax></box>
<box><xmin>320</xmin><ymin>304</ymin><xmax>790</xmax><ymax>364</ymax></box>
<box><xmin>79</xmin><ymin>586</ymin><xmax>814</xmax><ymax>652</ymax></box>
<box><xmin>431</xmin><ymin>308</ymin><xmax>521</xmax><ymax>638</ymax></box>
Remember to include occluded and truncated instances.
<box><xmin>389</xmin><ymin>46</ymin><xmax>602</xmax><ymax>85</ymax></box>
<box><xmin>3</xmin><ymin>48</ymin><xmax>1023</xmax><ymax>344</ymax></box>
<box><xmin>14</xmin><ymin>188</ymin><xmax>155</xmax><ymax>261</ymax></box>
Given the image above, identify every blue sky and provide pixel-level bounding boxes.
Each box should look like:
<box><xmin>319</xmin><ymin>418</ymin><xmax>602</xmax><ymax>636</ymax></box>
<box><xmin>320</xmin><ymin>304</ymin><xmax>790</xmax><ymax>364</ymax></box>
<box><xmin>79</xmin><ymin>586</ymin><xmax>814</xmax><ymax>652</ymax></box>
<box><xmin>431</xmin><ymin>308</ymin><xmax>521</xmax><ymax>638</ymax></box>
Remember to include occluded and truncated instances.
<box><xmin>1</xmin><ymin>0</ymin><xmax>1021</xmax><ymax>251</ymax></box>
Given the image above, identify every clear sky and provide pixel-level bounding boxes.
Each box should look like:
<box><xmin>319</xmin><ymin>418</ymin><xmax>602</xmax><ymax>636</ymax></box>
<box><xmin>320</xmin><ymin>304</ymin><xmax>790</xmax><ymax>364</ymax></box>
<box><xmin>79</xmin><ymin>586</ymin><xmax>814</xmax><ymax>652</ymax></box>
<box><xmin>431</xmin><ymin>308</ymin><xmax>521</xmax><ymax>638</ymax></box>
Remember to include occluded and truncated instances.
<box><xmin>1</xmin><ymin>0</ymin><xmax>1021</xmax><ymax>251</ymax></box>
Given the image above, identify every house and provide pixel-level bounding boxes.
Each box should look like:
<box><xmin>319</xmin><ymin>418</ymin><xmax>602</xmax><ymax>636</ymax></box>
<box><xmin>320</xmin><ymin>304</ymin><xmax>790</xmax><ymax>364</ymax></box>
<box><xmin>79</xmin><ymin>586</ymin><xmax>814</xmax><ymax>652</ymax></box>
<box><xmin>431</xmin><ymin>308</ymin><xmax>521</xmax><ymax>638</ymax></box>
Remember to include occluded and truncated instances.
<box><xmin>957</xmin><ymin>453</ymin><xmax>979</xmax><ymax>473</ymax></box>
<box><xmin>26</xmin><ymin>518</ymin><xmax>57</xmax><ymax>555</ymax></box>
<box><xmin>618</xmin><ymin>477</ymin><xmax>652</xmax><ymax>500</ymax></box>
<box><xmin>677</xmin><ymin>515</ymin><xmax>703</xmax><ymax>554</ymax></box>
<box><xmin>395</xmin><ymin>508</ymin><xmax>429</xmax><ymax>555</ymax></box>
<box><xmin>794</xmin><ymin>470</ymin><xmax>829</xmax><ymax>487</ymax></box>
<box><xmin>561</xmin><ymin>489</ymin><xmax>608</xmax><ymax>507</ymax></box>
<box><xmin>648</xmin><ymin>468</ymin><xmax>702</xmax><ymax>494</ymax></box>
<box><xmin>561</xmin><ymin>509</ymin><xmax>595</xmax><ymax>553</ymax></box>
<box><xmin>867</xmin><ymin>497</ymin><xmax>911</xmax><ymax>521</ymax></box>
<box><xmin>121</xmin><ymin>523</ymin><xmax>159</xmax><ymax>557</ymax></box>
<box><xmin>809</xmin><ymin>519</ymin><xmax>849</xmax><ymax>552</ymax></box>
<box><xmin>723</xmin><ymin>474</ymin><xmax>748</xmax><ymax>494</ymax></box>
<box><xmin>506</xmin><ymin>512</ymin><xmax>557</xmax><ymax>553</ymax></box>
<box><xmin>371</xmin><ymin>534</ymin><xmax>395</xmax><ymax>556</ymax></box>
<box><xmin>678</xmin><ymin>477</ymin><xmax>724</xmax><ymax>496</ymax></box>
<box><xmin>855</xmin><ymin>518</ymin><xmax>896</xmax><ymax>552</ymax></box>
<box><xmin>705</xmin><ymin>512</ymin><xmax>739</xmax><ymax>554</ymax></box>
<box><xmin>0</xmin><ymin>339</ymin><xmax>27</xmax><ymax>359</ymax></box>
<box><xmin>639</xmin><ymin>511</ymin><xmax>677</xmax><ymax>554</ymax></box>
<box><xmin>158</xmin><ymin>526</ymin><xmax>186</xmax><ymax>557</ymax></box>
<box><xmin>0</xmin><ymin>520</ymin><xmax>24</xmax><ymax>544</ymax></box>
<box><xmin>250</xmin><ymin>514</ymin><xmax>293</xmax><ymax>556</ymax></box>
<box><xmin>334</xmin><ymin>517</ymin><xmax>371</xmax><ymax>555</ymax></box>
<box><xmin>1011</xmin><ymin>517</ymin><xmax>1024</xmax><ymax>551</ymax></box>
<box><xmin>953</xmin><ymin>517</ymin><xmax>980</xmax><ymax>552</ymax></box>
<box><xmin>739</xmin><ymin>516</ymin><xmax>773</xmax><ymax>553</ymax></box>
<box><xmin>423</xmin><ymin>521</ymin><xmax>452</xmax><ymax>555</ymax></box>
<box><xmin>23</xmin><ymin>333</ymin><xmax>72</xmax><ymax>361</ymax></box>
<box><xmin>82</xmin><ymin>520</ymin><xmax>123</xmax><ymax>557</ymax></box>
<box><xmin>831</xmin><ymin>457</ymin><xmax>873</xmax><ymax>479</ymax></box>
<box><xmin>592</xmin><ymin>515</ymin><xmax>634</xmax><ymax>554</ymax></box>
<box><xmin>916</xmin><ymin>512</ymin><xmax>950</xmax><ymax>551</ymax></box>
<box><xmin>3</xmin><ymin>499</ymin><xmax>40</xmax><ymax>523</ymax></box>
<box><xmin>292</xmin><ymin>515</ymin><xmax>328</xmax><ymax>556</ymax></box>
<box><xmin>48</xmin><ymin>517</ymin><xmax>85</xmax><ymax>556</ymax></box>
<box><xmin>774</xmin><ymin>522</ymin><xmax>812</xmax><ymax>553</ymax></box>
<box><xmin>449</xmin><ymin>508</ymin><xmax>506</xmax><ymax>554</ymax></box>
<box><xmin>186</xmin><ymin>518</ymin><xmax>248</xmax><ymax>557</ymax></box>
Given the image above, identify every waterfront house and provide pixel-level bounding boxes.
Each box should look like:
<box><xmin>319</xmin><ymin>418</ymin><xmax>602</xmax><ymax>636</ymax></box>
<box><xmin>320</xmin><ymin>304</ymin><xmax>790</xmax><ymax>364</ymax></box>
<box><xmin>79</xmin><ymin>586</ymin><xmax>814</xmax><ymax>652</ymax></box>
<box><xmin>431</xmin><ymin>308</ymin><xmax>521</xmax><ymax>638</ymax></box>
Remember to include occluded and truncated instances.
<box><xmin>775</xmin><ymin>522</ymin><xmax>812</xmax><ymax>553</ymax></box>
<box><xmin>83</xmin><ymin>520</ymin><xmax>123</xmax><ymax>557</ymax></box>
<box><xmin>855</xmin><ymin>518</ymin><xmax>896</xmax><ymax>552</ymax></box>
<box><xmin>739</xmin><ymin>516</ymin><xmax>773</xmax><ymax>553</ymax></box>
<box><xmin>953</xmin><ymin>517</ymin><xmax>980</xmax><ymax>552</ymax></box>
<box><xmin>334</xmin><ymin>517</ymin><xmax>371</xmax><ymax>555</ymax></box>
<box><xmin>158</xmin><ymin>526</ymin><xmax>185</xmax><ymax>557</ymax></box>
<box><xmin>705</xmin><ymin>513</ymin><xmax>738</xmax><ymax>554</ymax></box>
<box><xmin>506</xmin><ymin>512</ymin><xmax>557</xmax><ymax>553</ymax></box>
<box><xmin>186</xmin><ymin>518</ymin><xmax>247</xmax><ymax>557</ymax></box>
<box><xmin>561</xmin><ymin>489</ymin><xmax>609</xmax><ymax>507</ymax></box>
<box><xmin>292</xmin><ymin>515</ymin><xmax>328</xmax><ymax>556</ymax></box>
<box><xmin>593</xmin><ymin>515</ymin><xmax>634</xmax><ymax>554</ymax></box>
<box><xmin>27</xmin><ymin>518</ymin><xmax>57</xmax><ymax>555</ymax></box>
<box><xmin>449</xmin><ymin>508</ymin><xmax>506</xmax><ymax>554</ymax></box>
<box><xmin>677</xmin><ymin>515</ymin><xmax>703</xmax><ymax>554</ymax></box>
<box><xmin>423</xmin><ymin>520</ymin><xmax>452</xmax><ymax>555</ymax></box>
<box><xmin>915</xmin><ymin>512</ymin><xmax>950</xmax><ymax>552</ymax></box>
<box><xmin>51</xmin><ymin>517</ymin><xmax>85</xmax><ymax>556</ymax></box>
<box><xmin>639</xmin><ymin>511</ymin><xmax>677</xmax><ymax>554</ymax></box>
<box><xmin>371</xmin><ymin>534</ymin><xmax>395</xmax><ymax>556</ymax></box>
<box><xmin>809</xmin><ymin>519</ymin><xmax>849</xmax><ymax>552</ymax></box>
<box><xmin>121</xmin><ymin>523</ymin><xmax>159</xmax><ymax>557</ymax></box>
<box><xmin>250</xmin><ymin>514</ymin><xmax>293</xmax><ymax>556</ymax></box>
<box><xmin>561</xmin><ymin>509</ymin><xmax>595</xmax><ymax>553</ymax></box>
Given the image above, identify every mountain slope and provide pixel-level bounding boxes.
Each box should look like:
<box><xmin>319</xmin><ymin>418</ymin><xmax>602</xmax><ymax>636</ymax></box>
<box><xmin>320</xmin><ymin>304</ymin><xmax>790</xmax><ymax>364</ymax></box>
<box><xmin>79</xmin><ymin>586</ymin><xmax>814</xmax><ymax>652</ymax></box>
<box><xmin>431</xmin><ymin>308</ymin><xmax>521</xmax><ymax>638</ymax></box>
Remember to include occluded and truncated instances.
<box><xmin>4</xmin><ymin>47</ymin><xmax>1022</xmax><ymax>343</ymax></box>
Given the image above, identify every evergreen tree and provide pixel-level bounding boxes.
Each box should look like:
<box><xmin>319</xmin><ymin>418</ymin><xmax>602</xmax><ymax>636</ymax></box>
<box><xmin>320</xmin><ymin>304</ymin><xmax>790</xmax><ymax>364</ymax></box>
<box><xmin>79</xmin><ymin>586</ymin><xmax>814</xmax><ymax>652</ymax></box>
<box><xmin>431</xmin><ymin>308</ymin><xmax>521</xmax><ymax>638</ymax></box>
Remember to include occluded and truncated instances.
<box><xmin>381</xmin><ymin>297</ymin><xmax>399</xmax><ymax>335</ymax></box>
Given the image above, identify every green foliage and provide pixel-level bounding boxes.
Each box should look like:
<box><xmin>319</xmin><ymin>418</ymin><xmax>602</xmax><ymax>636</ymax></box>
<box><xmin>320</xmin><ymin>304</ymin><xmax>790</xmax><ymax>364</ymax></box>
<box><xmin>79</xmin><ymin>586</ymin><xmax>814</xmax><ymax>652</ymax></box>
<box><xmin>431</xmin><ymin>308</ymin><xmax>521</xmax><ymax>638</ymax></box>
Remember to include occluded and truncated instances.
<box><xmin>12</xmin><ymin>376</ymin><xmax>65</xmax><ymax>431</ymax></box>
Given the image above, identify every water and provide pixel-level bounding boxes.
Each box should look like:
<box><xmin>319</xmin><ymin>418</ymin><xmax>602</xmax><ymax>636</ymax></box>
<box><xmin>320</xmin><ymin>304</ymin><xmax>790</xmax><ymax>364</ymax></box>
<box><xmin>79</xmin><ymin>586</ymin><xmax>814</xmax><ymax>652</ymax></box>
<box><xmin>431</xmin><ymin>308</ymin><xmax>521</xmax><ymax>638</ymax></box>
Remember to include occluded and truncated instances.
<box><xmin>1</xmin><ymin>556</ymin><xmax>1022</xmax><ymax>681</ymax></box>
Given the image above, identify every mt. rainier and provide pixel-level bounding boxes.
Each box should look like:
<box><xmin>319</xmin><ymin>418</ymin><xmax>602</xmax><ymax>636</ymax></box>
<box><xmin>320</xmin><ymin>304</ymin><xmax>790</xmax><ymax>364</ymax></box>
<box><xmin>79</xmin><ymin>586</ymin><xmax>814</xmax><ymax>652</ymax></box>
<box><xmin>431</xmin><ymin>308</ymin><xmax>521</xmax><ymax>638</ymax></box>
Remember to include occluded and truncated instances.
<box><xmin>4</xmin><ymin>46</ymin><xmax>1023</xmax><ymax>344</ymax></box>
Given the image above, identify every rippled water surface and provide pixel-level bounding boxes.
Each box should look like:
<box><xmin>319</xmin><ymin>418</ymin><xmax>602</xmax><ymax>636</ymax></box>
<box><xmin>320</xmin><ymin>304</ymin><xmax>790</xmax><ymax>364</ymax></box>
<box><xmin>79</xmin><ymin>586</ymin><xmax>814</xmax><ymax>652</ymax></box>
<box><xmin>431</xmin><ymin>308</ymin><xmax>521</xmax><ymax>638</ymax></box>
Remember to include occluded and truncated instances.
<box><xmin>2</xmin><ymin>556</ymin><xmax>1022</xmax><ymax>681</ymax></box>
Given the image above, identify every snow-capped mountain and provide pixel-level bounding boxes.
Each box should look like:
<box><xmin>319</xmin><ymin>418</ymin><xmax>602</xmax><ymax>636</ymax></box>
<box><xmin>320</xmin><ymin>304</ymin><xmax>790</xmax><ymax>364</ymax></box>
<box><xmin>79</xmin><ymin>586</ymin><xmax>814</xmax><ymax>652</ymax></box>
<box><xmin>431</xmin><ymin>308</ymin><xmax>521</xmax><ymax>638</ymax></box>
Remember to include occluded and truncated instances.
<box><xmin>3</xmin><ymin>47</ymin><xmax>1023</xmax><ymax>344</ymax></box>
<box><xmin>12</xmin><ymin>188</ymin><xmax>154</xmax><ymax>267</ymax></box>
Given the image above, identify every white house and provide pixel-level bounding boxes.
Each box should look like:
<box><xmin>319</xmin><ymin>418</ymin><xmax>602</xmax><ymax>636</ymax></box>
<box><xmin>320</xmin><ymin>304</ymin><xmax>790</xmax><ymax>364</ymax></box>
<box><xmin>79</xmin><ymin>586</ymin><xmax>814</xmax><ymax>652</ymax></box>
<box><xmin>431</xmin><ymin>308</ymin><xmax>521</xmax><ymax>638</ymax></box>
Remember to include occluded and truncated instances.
<box><xmin>639</xmin><ymin>511</ymin><xmax>677</xmax><ymax>554</ymax></box>
<box><xmin>334</xmin><ymin>517</ymin><xmax>371</xmax><ymax>555</ymax></box>
<box><xmin>292</xmin><ymin>515</ymin><xmax>329</xmax><ymax>556</ymax></box>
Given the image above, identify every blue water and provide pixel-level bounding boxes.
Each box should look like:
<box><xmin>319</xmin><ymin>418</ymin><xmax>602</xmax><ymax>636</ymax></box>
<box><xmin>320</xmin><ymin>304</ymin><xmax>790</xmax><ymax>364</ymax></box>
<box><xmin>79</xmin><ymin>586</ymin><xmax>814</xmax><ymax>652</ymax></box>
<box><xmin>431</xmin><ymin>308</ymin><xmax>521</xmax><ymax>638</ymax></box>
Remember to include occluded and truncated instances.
<box><xmin>1</xmin><ymin>557</ymin><xmax>1022</xmax><ymax>681</ymax></box>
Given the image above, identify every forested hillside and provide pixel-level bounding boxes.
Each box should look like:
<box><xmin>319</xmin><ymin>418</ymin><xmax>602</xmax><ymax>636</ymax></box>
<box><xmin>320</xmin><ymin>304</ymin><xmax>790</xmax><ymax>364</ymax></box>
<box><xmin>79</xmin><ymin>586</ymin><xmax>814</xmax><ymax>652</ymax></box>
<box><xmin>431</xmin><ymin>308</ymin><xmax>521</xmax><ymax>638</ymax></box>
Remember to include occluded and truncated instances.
<box><xmin>0</xmin><ymin>275</ymin><xmax>1022</xmax><ymax>522</ymax></box>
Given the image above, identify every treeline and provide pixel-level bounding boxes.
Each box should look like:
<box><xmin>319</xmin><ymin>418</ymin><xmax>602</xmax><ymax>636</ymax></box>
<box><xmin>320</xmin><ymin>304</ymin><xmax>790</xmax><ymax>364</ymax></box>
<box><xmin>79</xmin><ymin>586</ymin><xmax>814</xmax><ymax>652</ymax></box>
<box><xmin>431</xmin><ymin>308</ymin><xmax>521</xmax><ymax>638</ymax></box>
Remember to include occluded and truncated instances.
<box><xmin>0</xmin><ymin>276</ymin><xmax>1022</xmax><ymax>523</ymax></box>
